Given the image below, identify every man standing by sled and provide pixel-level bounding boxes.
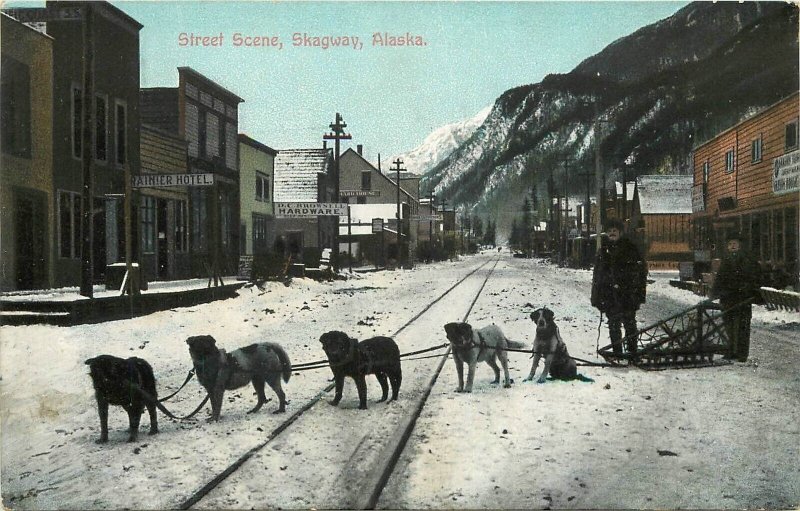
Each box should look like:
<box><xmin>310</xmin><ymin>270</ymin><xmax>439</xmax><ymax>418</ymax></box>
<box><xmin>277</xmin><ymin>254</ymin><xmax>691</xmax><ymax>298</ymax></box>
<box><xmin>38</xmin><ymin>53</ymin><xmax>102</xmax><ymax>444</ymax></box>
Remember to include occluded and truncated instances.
<box><xmin>710</xmin><ymin>232</ymin><xmax>761</xmax><ymax>362</ymax></box>
<box><xmin>591</xmin><ymin>218</ymin><xmax>648</xmax><ymax>356</ymax></box>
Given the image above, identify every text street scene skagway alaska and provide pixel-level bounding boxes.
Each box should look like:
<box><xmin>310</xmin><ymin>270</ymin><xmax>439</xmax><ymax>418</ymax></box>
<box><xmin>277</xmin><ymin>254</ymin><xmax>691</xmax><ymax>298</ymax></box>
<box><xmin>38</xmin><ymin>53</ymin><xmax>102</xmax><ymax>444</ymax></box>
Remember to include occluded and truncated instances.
<box><xmin>1</xmin><ymin>1</ymin><xmax>798</xmax><ymax>510</ymax></box>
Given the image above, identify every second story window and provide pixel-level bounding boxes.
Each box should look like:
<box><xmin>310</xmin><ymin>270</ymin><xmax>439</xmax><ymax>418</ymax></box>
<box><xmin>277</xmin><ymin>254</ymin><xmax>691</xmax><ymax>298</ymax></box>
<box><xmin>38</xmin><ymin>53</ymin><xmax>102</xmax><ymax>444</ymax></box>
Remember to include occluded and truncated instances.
<box><xmin>725</xmin><ymin>149</ymin><xmax>735</xmax><ymax>174</ymax></box>
<box><xmin>72</xmin><ymin>84</ymin><xmax>82</xmax><ymax>159</ymax></box>
<box><xmin>256</xmin><ymin>172</ymin><xmax>270</xmax><ymax>201</ymax></box>
<box><xmin>785</xmin><ymin>120</ymin><xmax>798</xmax><ymax>152</ymax></box>
<box><xmin>361</xmin><ymin>171</ymin><xmax>371</xmax><ymax>190</ymax></box>
<box><xmin>751</xmin><ymin>136</ymin><xmax>762</xmax><ymax>163</ymax></box>
<box><xmin>95</xmin><ymin>94</ymin><xmax>107</xmax><ymax>162</ymax></box>
<box><xmin>115</xmin><ymin>100</ymin><xmax>127</xmax><ymax>165</ymax></box>
<box><xmin>1</xmin><ymin>55</ymin><xmax>31</xmax><ymax>158</ymax></box>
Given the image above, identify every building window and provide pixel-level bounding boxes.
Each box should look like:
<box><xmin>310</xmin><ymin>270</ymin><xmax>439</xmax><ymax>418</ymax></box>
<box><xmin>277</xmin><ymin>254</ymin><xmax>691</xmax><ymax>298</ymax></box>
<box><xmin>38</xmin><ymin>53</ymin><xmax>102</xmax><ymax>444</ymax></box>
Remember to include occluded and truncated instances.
<box><xmin>186</xmin><ymin>102</ymin><xmax>199</xmax><ymax>157</ymax></box>
<box><xmin>191</xmin><ymin>188</ymin><xmax>207</xmax><ymax>252</ymax></box>
<box><xmin>225</xmin><ymin>122</ymin><xmax>237</xmax><ymax>169</ymax></box>
<box><xmin>140</xmin><ymin>196</ymin><xmax>156</xmax><ymax>254</ymax></box>
<box><xmin>175</xmin><ymin>200</ymin><xmax>188</xmax><ymax>252</ymax></box>
<box><xmin>1</xmin><ymin>55</ymin><xmax>31</xmax><ymax>158</ymax></box>
<box><xmin>72</xmin><ymin>84</ymin><xmax>82</xmax><ymax>159</ymax></box>
<box><xmin>725</xmin><ymin>149</ymin><xmax>735</xmax><ymax>174</ymax></box>
<box><xmin>256</xmin><ymin>172</ymin><xmax>269</xmax><ymax>201</ymax></box>
<box><xmin>751</xmin><ymin>136</ymin><xmax>762</xmax><ymax>163</ymax></box>
<box><xmin>361</xmin><ymin>171</ymin><xmax>371</xmax><ymax>190</ymax></box>
<box><xmin>58</xmin><ymin>191</ymin><xmax>81</xmax><ymax>259</ymax></box>
<box><xmin>95</xmin><ymin>94</ymin><xmax>107</xmax><ymax>162</ymax></box>
<box><xmin>785</xmin><ymin>120</ymin><xmax>798</xmax><ymax>152</ymax></box>
<box><xmin>253</xmin><ymin>213</ymin><xmax>268</xmax><ymax>253</ymax></box>
<box><xmin>702</xmin><ymin>160</ymin><xmax>710</xmax><ymax>207</ymax></box>
<box><xmin>205</xmin><ymin>112</ymin><xmax>219</xmax><ymax>158</ymax></box>
<box><xmin>220</xmin><ymin>191</ymin><xmax>231</xmax><ymax>247</ymax></box>
<box><xmin>115</xmin><ymin>100</ymin><xmax>127</xmax><ymax>165</ymax></box>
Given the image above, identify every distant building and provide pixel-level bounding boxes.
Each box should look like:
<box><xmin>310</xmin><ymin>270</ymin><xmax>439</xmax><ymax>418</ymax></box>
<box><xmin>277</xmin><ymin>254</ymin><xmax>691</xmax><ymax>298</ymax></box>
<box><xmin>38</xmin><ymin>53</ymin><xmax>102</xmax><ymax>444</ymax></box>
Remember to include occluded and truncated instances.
<box><xmin>1</xmin><ymin>13</ymin><xmax>54</xmax><ymax>291</ymax></box>
<box><xmin>337</xmin><ymin>148</ymin><xmax>419</xmax><ymax>265</ymax></box>
<box><xmin>273</xmin><ymin>148</ymin><xmax>336</xmax><ymax>265</ymax></box>
<box><xmin>631</xmin><ymin>175</ymin><xmax>693</xmax><ymax>269</ymax></box>
<box><xmin>238</xmin><ymin>135</ymin><xmax>277</xmax><ymax>257</ymax></box>
<box><xmin>692</xmin><ymin>92</ymin><xmax>799</xmax><ymax>287</ymax></box>
<box><xmin>141</xmin><ymin>67</ymin><xmax>244</xmax><ymax>278</ymax></box>
<box><xmin>2</xmin><ymin>2</ymin><xmax>143</xmax><ymax>289</ymax></box>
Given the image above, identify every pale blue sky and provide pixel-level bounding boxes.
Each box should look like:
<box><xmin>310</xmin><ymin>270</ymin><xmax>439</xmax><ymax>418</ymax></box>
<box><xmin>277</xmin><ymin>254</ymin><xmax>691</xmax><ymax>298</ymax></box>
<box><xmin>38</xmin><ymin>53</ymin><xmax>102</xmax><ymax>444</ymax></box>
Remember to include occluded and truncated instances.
<box><xmin>21</xmin><ymin>1</ymin><xmax>689</xmax><ymax>168</ymax></box>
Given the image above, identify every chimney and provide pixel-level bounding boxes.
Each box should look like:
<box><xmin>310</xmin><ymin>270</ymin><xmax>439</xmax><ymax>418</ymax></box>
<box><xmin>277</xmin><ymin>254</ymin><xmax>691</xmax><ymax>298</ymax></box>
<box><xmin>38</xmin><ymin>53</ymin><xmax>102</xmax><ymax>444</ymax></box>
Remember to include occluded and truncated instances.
<box><xmin>323</xmin><ymin>140</ymin><xmax>327</xmax><ymax>149</ymax></box>
<box><xmin>357</xmin><ymin>144</ymin><xmax>363</xmax><ymax>155</ymax></box>
<box><xmin>377</xmin><ymin>153</ymin><xmax>382</xmax><ymax>173</ymax></box>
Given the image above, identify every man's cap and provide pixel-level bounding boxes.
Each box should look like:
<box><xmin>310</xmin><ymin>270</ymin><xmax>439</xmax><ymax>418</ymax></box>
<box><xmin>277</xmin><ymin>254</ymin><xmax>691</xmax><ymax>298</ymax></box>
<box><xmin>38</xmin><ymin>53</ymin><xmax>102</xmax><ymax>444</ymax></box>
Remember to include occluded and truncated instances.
<box><xmin>604</xmin><ymin>218</ymin><xmax>625</xmax><ymax>232</ymax></box>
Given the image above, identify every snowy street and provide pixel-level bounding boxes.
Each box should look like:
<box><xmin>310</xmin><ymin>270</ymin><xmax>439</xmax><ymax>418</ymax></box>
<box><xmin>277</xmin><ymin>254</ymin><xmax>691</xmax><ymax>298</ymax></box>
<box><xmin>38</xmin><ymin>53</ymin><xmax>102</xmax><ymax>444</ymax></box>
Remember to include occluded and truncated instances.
<box><xmin>1</xmin><ymin>253</ymin><xmax>798</xmax><ymax>509</ymax></box>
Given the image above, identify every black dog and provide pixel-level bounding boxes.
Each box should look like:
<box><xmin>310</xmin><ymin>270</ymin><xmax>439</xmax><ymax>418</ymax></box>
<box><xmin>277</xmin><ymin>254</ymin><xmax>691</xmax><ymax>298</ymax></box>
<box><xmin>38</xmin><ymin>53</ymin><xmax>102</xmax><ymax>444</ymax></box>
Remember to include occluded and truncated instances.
<box><xmin>85</xmin><ymin>355</ymin><xmax>159</xmax><ymax>443</ymax></box>
<box><xmin>319</xmin><ymin>331</ymin><xmax>402</xmax><ymax>410</ymax></box>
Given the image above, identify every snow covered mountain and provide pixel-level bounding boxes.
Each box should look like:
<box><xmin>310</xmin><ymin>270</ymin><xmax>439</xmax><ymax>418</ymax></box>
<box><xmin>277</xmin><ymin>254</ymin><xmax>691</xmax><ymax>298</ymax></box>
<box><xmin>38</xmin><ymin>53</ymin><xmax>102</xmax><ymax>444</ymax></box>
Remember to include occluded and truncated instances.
<box><xmin>420</xmin><ymin>2</ymin><xmax>798</xmax><ymax>234</ymax></box>
<box><xmin>390</xmin><ymin>106</ymin><xmax>491</xmax><ymax>175</ymax></box>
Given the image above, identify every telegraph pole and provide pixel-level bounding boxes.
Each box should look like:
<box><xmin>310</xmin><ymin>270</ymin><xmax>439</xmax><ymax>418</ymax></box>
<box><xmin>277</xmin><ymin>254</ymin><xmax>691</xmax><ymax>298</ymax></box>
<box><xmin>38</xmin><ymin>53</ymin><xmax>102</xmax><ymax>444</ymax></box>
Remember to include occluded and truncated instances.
<box><xmin>562</xmin><ymin>155</ymin><xmax>572</xmax><ymax>264</ymax></box>
<box><xmin>429</xmin><ymin>191</ymin><xmax>435</xmax><ymax>250</ymax></box>
<box><xmin>548</xmin><ymin>166</ymin><xmax>555</xmax><ymax>254</ymax></box>
<box><xmin>79</xmin><ymin>5</ymin><xmax>95</xmax><ymax>297</ymax></box>
<box><xmin>391</xmin><ymin>158</ymin><xmax>406</xmax><ymax>267</ymax></box>
<box><xmin>323</xmin><ymin>113</ymin><xmax>351</xmax><ymax>271</ymax></box>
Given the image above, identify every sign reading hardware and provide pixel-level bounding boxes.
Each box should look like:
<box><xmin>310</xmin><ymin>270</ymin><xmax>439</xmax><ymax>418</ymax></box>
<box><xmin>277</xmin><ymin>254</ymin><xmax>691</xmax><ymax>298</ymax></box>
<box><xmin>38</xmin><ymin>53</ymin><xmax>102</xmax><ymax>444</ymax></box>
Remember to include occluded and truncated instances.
<box><xmin>132</xmin><ymin>173</ymin><xmax>215</xmax><ymax>188</ymax></box>
<box><xmin>275</xmin><ymin>202</ymin><xmax>348</xmax><ymax>217</ymax></box>
<box><xmin>340</xmin><ymin>190</ymin><xmax>381</xmax><ymax>197</ymax></box>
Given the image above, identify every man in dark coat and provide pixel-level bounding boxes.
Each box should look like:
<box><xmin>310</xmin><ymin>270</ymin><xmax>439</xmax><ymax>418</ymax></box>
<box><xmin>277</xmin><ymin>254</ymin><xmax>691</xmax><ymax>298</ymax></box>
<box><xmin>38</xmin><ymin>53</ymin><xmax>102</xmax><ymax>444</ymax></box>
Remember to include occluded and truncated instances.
<box><xmin>711</xmin><ymin>232</ymin><xmax>761</xmax><ymax>361</ymax></box>
<box><xmin>591</xmin><ymin>219</ymin><xmax>648</xmax><ymax>355</ymax></box>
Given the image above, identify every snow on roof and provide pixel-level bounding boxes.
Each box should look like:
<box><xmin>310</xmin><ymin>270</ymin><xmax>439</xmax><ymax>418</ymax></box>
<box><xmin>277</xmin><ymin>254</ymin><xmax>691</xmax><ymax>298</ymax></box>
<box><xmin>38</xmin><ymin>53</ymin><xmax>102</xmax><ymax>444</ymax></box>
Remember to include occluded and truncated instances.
<box><xmin>273</xmin><ymin>149</ymin><xmax>331</xmax><ymax>202</ymax></box>
<box><xmin>636</xmin><ymin>175</ymin><xmax>693</xmax><ymax>214</ymax></box>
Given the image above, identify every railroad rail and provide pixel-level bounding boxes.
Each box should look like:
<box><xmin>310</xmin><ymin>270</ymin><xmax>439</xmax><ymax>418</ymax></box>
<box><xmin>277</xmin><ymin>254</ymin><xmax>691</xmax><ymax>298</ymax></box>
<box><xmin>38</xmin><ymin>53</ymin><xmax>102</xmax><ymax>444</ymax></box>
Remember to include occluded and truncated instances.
<box><xmin>178</xmin><ymin>256</ymin><xmax>501</xmax><ymax>509</ymax></box>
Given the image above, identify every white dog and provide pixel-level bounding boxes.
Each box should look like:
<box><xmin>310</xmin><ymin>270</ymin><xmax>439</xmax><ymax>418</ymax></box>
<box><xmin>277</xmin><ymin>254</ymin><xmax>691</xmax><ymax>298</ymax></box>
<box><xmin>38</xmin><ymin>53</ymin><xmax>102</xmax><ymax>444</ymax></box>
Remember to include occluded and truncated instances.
<box><xmin>444</xmin><ymin>322</ymin><xmax>526</xmax><ymax>392</ymax></box>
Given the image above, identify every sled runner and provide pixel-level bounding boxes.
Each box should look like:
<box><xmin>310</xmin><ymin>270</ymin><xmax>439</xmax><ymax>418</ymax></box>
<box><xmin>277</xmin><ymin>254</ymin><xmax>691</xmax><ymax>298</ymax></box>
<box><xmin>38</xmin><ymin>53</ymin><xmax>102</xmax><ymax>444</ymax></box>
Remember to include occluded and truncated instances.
<box><xmin>598</xmin><ymin>300</ymin><xmax>747</xmax><ymax>369</ymax></box>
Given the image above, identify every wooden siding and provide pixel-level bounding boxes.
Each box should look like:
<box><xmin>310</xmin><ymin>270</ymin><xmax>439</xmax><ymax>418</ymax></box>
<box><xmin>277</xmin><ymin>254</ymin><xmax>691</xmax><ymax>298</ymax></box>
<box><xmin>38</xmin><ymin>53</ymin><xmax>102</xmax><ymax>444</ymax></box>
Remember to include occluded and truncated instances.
<box><xmin>694</xmin><ymin>93</ymin><xmax>799</xmax><ymax>217</ymax></box>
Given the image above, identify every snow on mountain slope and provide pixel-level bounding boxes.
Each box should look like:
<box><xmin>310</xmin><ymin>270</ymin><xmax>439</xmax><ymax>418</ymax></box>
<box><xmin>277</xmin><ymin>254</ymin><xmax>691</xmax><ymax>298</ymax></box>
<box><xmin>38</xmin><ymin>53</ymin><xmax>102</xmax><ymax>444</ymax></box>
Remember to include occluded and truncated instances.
<box><xmin>391</xmin><ymin>106</ymin><xmax>491</xmax><ymax>175</ymax></box>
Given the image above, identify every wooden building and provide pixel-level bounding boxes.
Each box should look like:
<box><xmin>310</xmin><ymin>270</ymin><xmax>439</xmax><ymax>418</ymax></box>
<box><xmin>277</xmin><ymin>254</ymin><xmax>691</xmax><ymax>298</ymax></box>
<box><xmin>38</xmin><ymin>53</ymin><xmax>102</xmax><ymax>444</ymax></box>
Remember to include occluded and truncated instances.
<box><xmin>272</xmin><ymin>148</ymin><xmax>336</xmax><ymax>266</ymax></box>
<box><xmin>141</xmin><ymin>67</ymin><xmax>243</xmax><ymax>278</ymax></box>
<box><xmin>3</xmin><ymin>2</ymin><xmax>143</xmax><ymax>289</ymax></box>
<box><xmin>137</xmin><ymin>124</ymin><xmax>190</xmax><ymax>280</ymax></box>
<box><xmin>0</xmin><ymin>13</ymin><xmax>54</xmax><ymax>291</ymax></box>
<box><xmin>692</xmin><ymin>92</ymin><xmax>799</xmax><ymax>287</ymax></box>
<box><xmin>337</xmin><ymin>147</ymin><xmax>419</xmax><ymax>265</ymax></box>
<box><xmin>631</xmin><ymin>175</ymin><xmax>693</xmax><ymax>270</ymax></box>
<box><xmin>238</xmin><ymin>134</ymin><xmax>277</xmax><ymax>257</ymax></box>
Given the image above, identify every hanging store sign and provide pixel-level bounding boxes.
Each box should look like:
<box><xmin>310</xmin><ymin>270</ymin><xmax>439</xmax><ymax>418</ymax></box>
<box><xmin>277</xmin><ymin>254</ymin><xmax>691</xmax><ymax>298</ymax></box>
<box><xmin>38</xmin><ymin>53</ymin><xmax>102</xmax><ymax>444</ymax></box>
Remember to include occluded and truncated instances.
<box><xmin>411</xmin><ymin>214</ymin><xmax>443</xmax><ymax>222</ymax></box>
<box><xmin>773</xmin><ymin>150</ymin><xmax>799</xmax><ymax>195</ymax></box>
<box><xmin>340</xmin><ymin>190</ymin><xmax>381</xmax><ymax>197</ymax></box>
<box><xmin>132</xmin><ymin>173</ymin><xmax>215</xmax><ymax>188</ymax></box>
<box><xmin>372</xmin><ymin>218</ymin><xmax>384</xmax><ymax>233</ymax></box>
<box><xmin>275</xmin><ymin>202</ymin><xmax>348</xmax><ymax>217</ymax></box>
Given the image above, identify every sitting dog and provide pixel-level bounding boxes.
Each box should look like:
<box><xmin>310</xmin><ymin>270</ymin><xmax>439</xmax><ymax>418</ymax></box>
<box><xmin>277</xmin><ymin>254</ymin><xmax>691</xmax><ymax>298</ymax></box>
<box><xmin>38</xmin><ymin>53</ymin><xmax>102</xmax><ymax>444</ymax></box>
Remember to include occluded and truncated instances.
<box><xmin>524</xmin><ymin>307</ymin><xmax>577</xmax><ymax>383</ymax></box>
<box><xmin>443</xmin><ymin>322</ymin><xmax>526</xmax><ymax>392</ymax></box>
<box><xmin>186</xmin><ymin>335</ymin><xmax>291</xmax><ymax>420</ymax></box>
<box><xmin>318</xmin><ymin>331</ymin><xmax>402</xmax><ymax>410</ymax></box>
<box><xmin>85</xmin><ymin>355</ymin><xmax>159</xmax><ymax>443</ymax></box>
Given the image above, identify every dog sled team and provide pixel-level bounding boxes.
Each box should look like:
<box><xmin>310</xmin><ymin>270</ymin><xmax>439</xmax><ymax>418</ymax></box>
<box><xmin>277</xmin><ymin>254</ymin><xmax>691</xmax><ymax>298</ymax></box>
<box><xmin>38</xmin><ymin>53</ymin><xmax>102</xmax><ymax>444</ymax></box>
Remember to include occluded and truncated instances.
<box><xmin>84</xmin><ymin>305</ymin><xmax>585</xmax><ymax>443</ymax></box>
<box><xmin>87</xmin><ymin>218</ymin><xmax>760</xmax><ymax>444</ymax></box>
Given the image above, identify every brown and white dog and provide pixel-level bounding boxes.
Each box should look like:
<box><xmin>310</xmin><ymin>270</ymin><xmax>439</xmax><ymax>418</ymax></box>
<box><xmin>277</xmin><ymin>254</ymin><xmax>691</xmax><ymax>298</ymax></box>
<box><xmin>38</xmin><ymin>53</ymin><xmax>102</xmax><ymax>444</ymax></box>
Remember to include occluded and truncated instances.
<box><xmin>524</xmin><ymin>307</ymin><xmax>577</xmax><ymax>383</ymax></box>
<box><xmin>186</xmin><ymin>335</ymin><xmax>291</xmax><ymax>420</ymax></box>
<box><xmin>444</xmin><ymin>322</ymin><xmax>526</xmax><ymax>392</ymax></box>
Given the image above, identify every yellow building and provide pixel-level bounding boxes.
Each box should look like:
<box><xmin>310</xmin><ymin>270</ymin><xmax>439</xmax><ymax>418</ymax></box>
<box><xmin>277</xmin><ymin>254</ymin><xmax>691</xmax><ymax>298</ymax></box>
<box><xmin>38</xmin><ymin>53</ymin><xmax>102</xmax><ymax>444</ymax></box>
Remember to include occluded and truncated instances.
<box><xmin>238</xmin><ymin>134</ymin><xmax>276</xmax><ymax>255</ymax></box>
<box><xmin>1</xmin><ymin>14</ymin><xmax>54</xmax><ymax>290</ymax></box>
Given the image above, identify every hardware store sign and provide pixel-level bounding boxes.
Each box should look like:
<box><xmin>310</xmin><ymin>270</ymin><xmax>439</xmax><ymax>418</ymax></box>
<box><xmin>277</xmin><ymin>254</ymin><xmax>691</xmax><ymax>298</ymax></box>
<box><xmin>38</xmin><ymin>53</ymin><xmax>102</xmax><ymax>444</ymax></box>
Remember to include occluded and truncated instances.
<box><xmin>275</xmin><ymin>202</ymin><xmax>348</xmax><ymax>217</ymax></box>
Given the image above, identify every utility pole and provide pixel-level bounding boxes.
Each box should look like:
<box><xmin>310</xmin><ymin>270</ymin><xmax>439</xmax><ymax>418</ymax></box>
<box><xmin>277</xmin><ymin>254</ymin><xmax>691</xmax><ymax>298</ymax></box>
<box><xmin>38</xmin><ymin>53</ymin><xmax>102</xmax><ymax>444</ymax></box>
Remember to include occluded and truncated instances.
<box><xmin>79</xmin><ymin>5</ymin><xmax>95</xmax><ymax>297</ymax></box>
<box><xmin>391</xmin><ymin>158</ymin><xmax>406</xmax><ymax>268</ymax></box>
<box><xmin>562</xmin><ymin>155</ymin><xmax>572</xmax><ymax>264</ymax></box>
<box><xmin>578</xmin><ymin>169</ymin><xmax>595</xmax><ymax>268</ymax></box>
<box><xmin>429</xmin><ymin>191</ymin><xmax>435</xmax><ymax>250</ymax></box>
<box><xmin>323</xmin><ymin>113</ymin><xmax>351</xmax><ymax>271</ymax></box>
<box><xmin>621</xmin><ymin>160</ymin><xmax>628</xmax><ymax>223</ymax></box>
<box><xmin>548</xmin><ymin>166</ymin><xmax>555</xmax><ymax>254</ymax></box>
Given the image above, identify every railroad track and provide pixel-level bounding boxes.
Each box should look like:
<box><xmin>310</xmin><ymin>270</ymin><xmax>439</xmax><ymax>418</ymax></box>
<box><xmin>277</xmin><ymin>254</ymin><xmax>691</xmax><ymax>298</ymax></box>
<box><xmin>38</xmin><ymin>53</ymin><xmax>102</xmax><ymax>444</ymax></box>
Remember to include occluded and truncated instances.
<box><xmin>179</xmin><ymin>256</ymin><xmax>502</xmax><ymax>510</ymax></box>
